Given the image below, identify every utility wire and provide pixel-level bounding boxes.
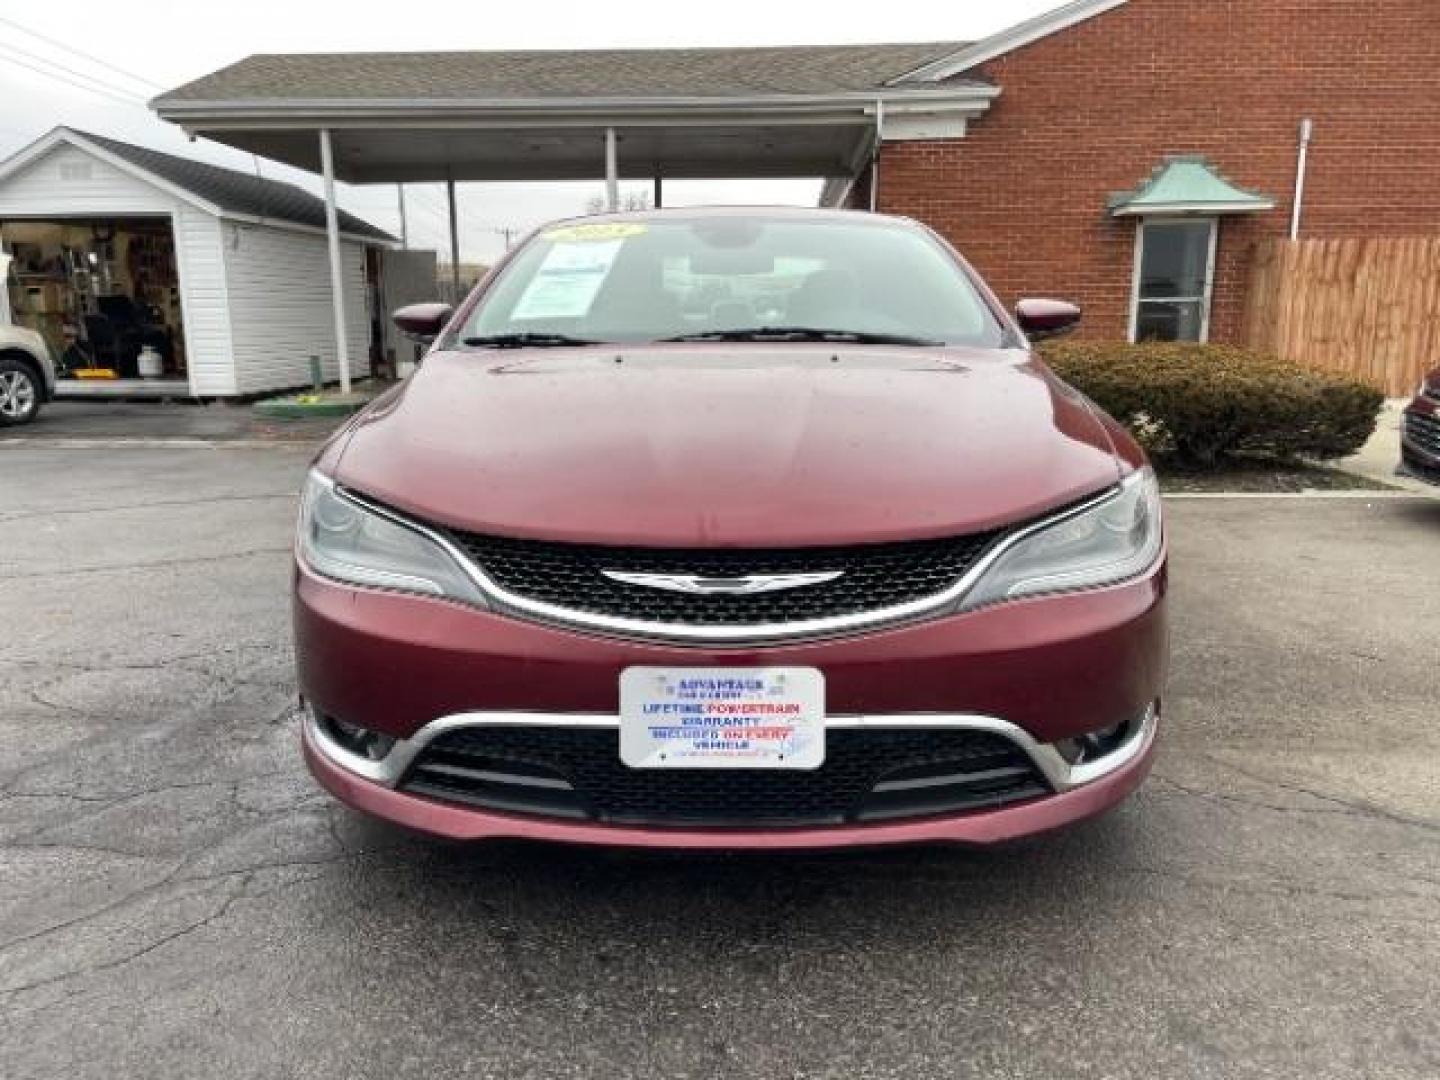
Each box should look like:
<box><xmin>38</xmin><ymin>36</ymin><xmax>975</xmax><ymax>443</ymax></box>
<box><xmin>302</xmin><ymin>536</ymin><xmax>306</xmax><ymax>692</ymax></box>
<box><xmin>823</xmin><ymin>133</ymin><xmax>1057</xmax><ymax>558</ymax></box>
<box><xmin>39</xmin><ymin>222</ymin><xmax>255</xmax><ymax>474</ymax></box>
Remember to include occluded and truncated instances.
<box><xmin>0</xmin><ymin>51</ymin><xmax>147</xmax><ymax>109</ymax></box>
<box><xmin>0</xmin><ymin>13</ymin><xmax>166</xmax><ymax>91</ymax></box>
<box><xmin>0</xmin><ymin>39</ymin><xmax>423</xmax><ymax>249</ymax></box>
<box><xmin>0</xmin><ymin>38</ymin><xmax>154</xmax><ymax>104</ymax></box>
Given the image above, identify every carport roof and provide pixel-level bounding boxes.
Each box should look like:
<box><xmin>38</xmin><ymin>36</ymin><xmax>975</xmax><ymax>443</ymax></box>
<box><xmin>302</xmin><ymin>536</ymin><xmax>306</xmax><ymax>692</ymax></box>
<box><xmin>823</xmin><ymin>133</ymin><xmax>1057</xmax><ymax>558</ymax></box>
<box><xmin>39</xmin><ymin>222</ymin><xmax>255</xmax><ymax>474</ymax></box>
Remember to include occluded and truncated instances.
<box><xmin>153</xmin><ymin>43</ymin><xmax>981</xmax><ymax>104</ymax></box>
<box><xmin>150</xmin><ymin>6</ymin><xmax>1144</xmax><ymax>185</ymax></box>
<box><xmin>149</xmin><ymin>42</ymin><xmax>1003</xmax><ymax>184</ymax></box>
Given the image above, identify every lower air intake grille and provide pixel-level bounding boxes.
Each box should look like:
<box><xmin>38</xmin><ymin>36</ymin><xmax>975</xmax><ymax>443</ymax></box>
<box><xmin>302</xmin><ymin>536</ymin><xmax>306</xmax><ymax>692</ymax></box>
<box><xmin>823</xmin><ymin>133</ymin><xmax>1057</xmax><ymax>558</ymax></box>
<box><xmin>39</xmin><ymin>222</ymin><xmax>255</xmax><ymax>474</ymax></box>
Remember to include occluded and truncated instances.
<box><xmin>400</xmin><ymin>726</ymin><xmax>1049</xmax><ymax>827</ymax></box>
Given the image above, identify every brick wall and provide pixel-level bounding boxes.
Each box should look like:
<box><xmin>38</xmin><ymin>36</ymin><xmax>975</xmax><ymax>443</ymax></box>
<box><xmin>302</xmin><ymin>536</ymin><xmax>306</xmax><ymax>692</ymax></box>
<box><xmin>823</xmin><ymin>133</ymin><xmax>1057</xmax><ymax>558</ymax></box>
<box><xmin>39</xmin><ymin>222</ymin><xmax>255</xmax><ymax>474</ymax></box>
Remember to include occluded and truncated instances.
<box><xmin>874</xmin><ymin>0</ymin><xmax>1440</xmax><ymax>343</ymax></box>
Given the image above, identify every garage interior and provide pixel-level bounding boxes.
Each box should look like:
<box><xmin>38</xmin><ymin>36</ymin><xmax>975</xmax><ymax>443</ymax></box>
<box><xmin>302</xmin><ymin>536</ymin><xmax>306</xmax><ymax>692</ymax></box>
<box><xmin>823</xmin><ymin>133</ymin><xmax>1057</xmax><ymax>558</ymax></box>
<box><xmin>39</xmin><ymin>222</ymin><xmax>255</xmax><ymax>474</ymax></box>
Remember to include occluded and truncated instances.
<box><xmin>2</xmin><ymin>215</ymin><xmax>187</xmax><ymax>390</ymax></box>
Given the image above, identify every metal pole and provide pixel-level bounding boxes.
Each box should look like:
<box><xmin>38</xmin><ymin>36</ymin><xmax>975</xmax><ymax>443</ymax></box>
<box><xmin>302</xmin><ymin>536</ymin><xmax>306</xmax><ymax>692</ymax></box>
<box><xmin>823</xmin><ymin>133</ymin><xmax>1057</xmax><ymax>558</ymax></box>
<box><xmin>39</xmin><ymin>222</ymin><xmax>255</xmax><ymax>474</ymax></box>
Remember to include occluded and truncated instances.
<box><xmin>1290</xmin><ymin>118</ymin><xmax>1314</xmax><ymax>241</ymax></box>
<box><xmin>653</xmin><ymin>168</ymin><xmax>662</xmax><ymax>209</ymax></box>
<box><xmin>446</xmin><ymin>176</ymin><xmax>461</xmax><ymax>297</ymax></box>
<box><xmin>318</xmin><ymin>129</ymin><xmax>351</xmax><ymax>395</ymax></box>
<box><xmin>396</xmin><ymin>183</ymin><xmax>409</xmax><ymax>250</ymax></box>
<box><xmin>869</xmin><ymin>98</ymin><xmax>885</xmax><ymax>213</ymax></box>
<box><xmin>605</xmin><ymin>127</ymin><xmax>619</xmax><ymax>211</ymax></box>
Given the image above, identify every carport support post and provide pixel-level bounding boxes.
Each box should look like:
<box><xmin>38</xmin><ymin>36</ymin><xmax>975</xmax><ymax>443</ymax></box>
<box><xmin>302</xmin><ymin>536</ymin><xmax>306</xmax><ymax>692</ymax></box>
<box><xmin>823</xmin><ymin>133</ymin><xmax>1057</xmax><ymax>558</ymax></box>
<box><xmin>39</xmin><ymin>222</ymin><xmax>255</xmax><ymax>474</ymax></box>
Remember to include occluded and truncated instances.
<box><xmin>605</xmin><ymin>127</ymin><xmax>619</xmax><ymax>211</ymax></box>
<box><xmin>869</xmin><ymin>98</ymin><xmax>885</xmax><ymax>213</ymax></box>
<box><xmin>318</xmin><ymin>128</ymin><xmax>351</xmax><ymax>396</ymax></box>
<box><xmin>446</xmin><ymin>176</ymin><xmax>461</xmax><ymax>297</ymax></box>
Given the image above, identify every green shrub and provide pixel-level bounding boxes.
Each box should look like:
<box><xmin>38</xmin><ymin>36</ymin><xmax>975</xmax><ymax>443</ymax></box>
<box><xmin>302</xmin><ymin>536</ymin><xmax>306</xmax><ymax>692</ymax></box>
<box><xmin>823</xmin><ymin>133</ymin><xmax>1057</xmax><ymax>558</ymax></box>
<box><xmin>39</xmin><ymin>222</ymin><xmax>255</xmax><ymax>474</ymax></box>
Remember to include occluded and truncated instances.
<box><xmin>1039</xmin><ymin>341</ymin><xmax>1384</xmax><ymax>467</ymax></box>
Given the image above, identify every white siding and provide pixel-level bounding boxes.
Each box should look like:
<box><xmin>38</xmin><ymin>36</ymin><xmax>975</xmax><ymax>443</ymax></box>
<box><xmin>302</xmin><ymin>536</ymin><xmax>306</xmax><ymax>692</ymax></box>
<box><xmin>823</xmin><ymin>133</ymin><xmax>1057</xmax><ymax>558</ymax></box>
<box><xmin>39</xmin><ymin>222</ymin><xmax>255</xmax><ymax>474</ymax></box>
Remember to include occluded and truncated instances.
<box><xmin>0</xmin><ymin>139</ymin><xmax>377</xmax><ymax>398</ymax></box>
<box><xmin>0</xmin><ymin>143</ymin><xmax>174</xmax><ymax>217</ymax></box>
<box><xmin>0</xmin><ymin>143</ymin><xmax>235</xmax><ymax>397</ymax></box>
<box><xmin>172</xmin><ymin>208</ymin><xmax>236</xmax><ymax>396</ymax></box>
<box><xmin>223</xmin><ymin>226</ymin><xmax>371</xmax><ymax>395</ymax></box>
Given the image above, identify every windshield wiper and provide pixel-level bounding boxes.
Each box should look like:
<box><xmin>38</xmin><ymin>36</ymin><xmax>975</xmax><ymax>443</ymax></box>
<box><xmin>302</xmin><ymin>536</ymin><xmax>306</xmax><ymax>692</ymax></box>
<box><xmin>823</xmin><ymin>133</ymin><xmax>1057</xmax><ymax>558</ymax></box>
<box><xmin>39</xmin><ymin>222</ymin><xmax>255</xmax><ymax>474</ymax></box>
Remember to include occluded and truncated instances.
<box><xmin>658</xmin><ymin>327</ymin><xmax>943</xmax><ymax>346</ymax></box>
<box><xmin>462</xmin><ymin>332</ymin><xmax>604</xmax><ymax>349</ymax></box>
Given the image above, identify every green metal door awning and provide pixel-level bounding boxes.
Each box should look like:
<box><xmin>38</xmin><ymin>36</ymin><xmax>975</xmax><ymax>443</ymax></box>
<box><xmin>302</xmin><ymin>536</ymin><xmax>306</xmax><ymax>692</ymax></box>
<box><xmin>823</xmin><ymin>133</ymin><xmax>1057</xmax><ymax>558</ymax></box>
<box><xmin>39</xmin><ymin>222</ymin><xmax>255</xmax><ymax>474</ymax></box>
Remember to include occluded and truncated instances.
<box><xmin>1108</xmin><ymin>156</ymin><xmax>1275</xmax><ymax>217</ymax></box>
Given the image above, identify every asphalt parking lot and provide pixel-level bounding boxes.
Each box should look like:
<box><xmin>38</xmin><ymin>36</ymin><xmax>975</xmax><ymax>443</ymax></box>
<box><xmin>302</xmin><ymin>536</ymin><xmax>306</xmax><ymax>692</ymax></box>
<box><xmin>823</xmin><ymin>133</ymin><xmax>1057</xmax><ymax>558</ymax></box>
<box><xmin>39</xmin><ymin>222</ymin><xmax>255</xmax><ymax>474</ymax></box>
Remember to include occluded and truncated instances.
<box><xmin>1</xmin><ymin>442</ymin><xmax>1437</xmax><ymax>1080</ymax></box>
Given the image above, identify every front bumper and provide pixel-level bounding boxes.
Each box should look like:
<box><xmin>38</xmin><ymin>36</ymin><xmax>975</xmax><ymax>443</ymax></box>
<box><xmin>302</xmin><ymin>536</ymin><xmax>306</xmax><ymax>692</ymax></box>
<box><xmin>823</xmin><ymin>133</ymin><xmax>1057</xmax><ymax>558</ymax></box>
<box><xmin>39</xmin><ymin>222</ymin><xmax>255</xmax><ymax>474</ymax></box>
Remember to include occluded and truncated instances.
<box><xmin>303</xmin><ymin>705</ymin><xmax>1157</xmax><ymax>849</ymax></box>
<box><xmin>294</xmin><ymin>554</ymin><xmax>1167</xmax><ymax>847</ymax></box>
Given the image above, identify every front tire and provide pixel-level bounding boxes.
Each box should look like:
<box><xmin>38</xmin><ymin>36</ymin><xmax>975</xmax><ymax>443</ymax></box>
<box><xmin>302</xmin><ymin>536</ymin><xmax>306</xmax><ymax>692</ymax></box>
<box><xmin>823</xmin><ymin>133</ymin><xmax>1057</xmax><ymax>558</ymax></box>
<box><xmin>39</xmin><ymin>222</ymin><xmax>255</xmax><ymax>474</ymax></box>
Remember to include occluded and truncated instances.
<box><xmin>0</xmin><ymin>356</ymin><xmax>42</xmax><ymax>426</ymax></box>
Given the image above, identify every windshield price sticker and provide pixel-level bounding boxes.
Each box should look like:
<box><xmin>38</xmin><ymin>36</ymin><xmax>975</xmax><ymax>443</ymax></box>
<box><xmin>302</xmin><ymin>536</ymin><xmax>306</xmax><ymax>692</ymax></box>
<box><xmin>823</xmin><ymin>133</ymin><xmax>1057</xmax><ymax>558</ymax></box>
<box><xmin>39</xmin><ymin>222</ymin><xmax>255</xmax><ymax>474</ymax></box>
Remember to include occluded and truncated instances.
<box><xmin>619</xmin><ymin>667</ymin><xmax>825</xmax><ymax>770</ymax></box>
<box><xmin>511</xmin><ymin>239</ymin><xmax>623</xmax><ymax>321</ymax></box>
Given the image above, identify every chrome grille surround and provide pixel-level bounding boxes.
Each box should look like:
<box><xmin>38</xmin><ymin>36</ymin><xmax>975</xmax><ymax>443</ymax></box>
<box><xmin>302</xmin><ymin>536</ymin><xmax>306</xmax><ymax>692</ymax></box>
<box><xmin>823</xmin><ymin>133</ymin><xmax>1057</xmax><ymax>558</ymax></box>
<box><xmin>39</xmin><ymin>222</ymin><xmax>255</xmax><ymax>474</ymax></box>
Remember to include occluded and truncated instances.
<box><xmin>336</xmin><ymin>485</ymin><xmax>1121</xmax><ymax>646</ymax></box>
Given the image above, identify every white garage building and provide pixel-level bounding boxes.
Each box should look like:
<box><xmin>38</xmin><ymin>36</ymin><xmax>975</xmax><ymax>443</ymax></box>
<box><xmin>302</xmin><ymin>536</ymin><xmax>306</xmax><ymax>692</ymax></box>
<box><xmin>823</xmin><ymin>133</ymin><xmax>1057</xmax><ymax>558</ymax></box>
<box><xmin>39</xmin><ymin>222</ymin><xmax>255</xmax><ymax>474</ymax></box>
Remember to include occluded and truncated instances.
<box><xmin>0</xmin><ymin>127</ymin><xmax>397</xmax><ymax>398</ymax></box>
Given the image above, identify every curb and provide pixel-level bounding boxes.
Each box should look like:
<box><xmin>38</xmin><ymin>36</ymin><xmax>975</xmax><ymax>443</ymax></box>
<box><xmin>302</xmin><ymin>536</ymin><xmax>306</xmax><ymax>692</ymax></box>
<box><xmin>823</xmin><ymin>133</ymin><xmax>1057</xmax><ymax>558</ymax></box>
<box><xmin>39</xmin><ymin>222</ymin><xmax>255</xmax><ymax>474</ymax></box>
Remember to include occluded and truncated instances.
<box><xmin>252</xmin><ymin>398</ymin><xmax>370</xmax><ymax>419</ymax></box>
<box><xmin>1</xmin><ymin>437</ymin><xmax>322</xmax><ymax>449</ymax></box>
<box><xmin>1163</xmin><ymin>490</ymin><xmax>1432</xmax><ymax>500</ymax></box>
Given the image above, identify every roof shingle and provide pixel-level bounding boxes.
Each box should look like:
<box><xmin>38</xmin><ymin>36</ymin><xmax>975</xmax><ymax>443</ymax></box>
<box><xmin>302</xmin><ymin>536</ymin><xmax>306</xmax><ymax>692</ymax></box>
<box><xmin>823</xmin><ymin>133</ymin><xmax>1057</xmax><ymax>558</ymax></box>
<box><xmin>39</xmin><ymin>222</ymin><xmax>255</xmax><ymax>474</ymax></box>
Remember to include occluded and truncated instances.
<box><xmin>154</xmin><ymin>42</ymin><xmax>976</xmax><ymax>104</ymax></box>
<box><xmin>75</xmin><ymin>129</ymin><xmax>392</xmax><ymax>241</ymax></box>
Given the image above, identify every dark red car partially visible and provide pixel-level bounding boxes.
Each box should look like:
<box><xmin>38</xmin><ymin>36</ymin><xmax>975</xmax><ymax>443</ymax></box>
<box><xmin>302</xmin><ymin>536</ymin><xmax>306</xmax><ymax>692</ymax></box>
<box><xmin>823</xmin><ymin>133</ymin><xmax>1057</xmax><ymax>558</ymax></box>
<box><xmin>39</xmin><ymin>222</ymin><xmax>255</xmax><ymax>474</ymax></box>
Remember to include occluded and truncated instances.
<box><xmin>294</xmin><ymin>208</ymin><xmax>1168</xmax><ymax>850</ymax></box>
<box><xmin>1401</xmin><ymin>367</ymin><xmax>1440</xmax><ymax>484</ymax></box>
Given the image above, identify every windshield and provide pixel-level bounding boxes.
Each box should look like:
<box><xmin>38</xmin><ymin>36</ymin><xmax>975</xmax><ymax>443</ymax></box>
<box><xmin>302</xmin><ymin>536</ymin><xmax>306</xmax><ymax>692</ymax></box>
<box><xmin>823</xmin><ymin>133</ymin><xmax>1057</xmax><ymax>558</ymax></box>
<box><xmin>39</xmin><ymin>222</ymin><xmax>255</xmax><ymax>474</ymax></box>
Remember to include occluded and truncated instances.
<box><xmin>458</xmin><ymin>215</ymin><xmax>1005</xmax><ymax>348</ymax></box>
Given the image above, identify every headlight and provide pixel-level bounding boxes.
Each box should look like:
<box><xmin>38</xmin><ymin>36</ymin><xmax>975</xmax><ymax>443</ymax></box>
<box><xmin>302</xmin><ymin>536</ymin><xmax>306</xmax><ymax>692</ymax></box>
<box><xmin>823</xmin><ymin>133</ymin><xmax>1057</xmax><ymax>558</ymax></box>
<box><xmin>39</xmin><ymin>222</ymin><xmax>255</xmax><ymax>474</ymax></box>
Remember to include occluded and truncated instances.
<box><xmin>297</xmin><ymin>471</ymin><xmax>485</xmax><ymax>604</ymax></box>
<box><xmin>959</xmin><ymin>467</ymin><xmax>1162</xmax><ymax>610</ymax></box>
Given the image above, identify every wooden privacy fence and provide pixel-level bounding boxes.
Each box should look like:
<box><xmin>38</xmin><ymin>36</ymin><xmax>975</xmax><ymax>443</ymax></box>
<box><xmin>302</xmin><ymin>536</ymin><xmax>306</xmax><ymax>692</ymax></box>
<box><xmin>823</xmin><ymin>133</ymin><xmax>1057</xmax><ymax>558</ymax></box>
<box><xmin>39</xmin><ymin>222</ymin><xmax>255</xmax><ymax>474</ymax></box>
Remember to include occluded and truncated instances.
<box><xmin>1243</xmin><ymin>237</ymin><xmax>1440</xmax><ymax>397</ymax></box>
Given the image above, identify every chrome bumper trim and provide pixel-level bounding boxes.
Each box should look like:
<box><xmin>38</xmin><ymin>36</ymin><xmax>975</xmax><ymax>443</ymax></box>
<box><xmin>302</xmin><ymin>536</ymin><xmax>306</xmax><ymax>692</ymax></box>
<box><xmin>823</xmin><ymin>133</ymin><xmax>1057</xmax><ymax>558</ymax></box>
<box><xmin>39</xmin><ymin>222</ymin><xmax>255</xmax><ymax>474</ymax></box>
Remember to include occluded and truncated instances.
<box><xmin>305</xmin><ymin>703</ymin><xmax>1156</xmax><ymax>796</ymax></box>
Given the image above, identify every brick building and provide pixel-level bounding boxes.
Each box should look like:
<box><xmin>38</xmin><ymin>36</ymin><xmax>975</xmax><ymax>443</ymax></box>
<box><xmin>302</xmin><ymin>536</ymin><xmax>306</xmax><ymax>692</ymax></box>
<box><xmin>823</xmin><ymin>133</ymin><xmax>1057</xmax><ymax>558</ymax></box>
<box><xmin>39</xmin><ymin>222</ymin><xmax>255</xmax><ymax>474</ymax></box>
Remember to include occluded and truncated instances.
<box><xmin>846</xmin><ymin>0</ymin><xmax>1440</xmax><ymax>344</ymax></box>
<box><xmin>151</xmin><ymin>0</ymin><xmax>1438</xmax><ymax>364</ymax></box>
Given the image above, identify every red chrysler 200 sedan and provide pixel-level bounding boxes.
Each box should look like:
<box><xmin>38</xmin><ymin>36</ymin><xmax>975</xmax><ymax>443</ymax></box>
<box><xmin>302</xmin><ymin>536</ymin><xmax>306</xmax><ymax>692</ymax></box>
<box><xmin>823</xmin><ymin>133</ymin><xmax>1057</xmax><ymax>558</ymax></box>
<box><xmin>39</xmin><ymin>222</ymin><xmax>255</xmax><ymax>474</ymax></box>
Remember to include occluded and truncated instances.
<box><xmin>295</xmin><ymin>208</ymin><xmax>1168</xmax><ymax>849</ymax></box>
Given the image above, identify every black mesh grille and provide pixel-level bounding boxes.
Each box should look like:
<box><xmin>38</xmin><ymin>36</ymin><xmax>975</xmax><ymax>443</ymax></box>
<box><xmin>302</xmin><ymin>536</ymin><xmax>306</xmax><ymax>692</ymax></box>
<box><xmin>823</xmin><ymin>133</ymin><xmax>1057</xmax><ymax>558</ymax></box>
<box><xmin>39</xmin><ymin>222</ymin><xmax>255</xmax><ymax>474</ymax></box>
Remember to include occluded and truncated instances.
<box><xmin>441</xmin><ymin>530</ymin><xmax>1002</xmax><ymax>626</ymax></box>
<box><xmin>400</xmin><ymin>726</ymin><xmax>1049</xmax><ymax>827</ymax></box>
<box><xmin>1404</xmin><ymin>411</ymin><xmax>1440</xmax><ymax>458</ymax></box>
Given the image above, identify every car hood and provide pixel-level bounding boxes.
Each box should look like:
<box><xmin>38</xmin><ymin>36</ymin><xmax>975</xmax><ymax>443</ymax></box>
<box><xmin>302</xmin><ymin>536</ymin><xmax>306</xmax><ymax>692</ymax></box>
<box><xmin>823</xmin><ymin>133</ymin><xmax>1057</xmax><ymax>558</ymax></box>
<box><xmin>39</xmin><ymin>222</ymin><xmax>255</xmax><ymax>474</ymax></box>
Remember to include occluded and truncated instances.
<box><xmin>334</xmin><ymin>346</ymin><xmax>1123</xmax><ymax>547</ymax></box>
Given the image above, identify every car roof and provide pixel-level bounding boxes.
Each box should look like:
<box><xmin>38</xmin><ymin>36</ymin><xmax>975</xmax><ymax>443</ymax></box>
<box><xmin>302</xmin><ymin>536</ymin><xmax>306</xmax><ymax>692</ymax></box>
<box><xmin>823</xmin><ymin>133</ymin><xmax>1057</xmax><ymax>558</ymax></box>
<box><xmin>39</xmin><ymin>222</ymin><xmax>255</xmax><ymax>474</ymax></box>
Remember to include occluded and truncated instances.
<box><xmin>541</xmin><ymin>205</ymin><xmax>921</xmax><ymax>230</ymax></box>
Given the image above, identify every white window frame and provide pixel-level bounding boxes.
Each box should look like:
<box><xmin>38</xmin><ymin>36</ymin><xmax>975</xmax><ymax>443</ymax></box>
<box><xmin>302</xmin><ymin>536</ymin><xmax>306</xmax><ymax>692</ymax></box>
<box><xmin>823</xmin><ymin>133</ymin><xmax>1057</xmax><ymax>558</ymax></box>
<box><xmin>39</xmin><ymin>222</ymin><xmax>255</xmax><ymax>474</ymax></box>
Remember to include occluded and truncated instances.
<box><xmin>1127</xmin><ymin>216</ymin><xmax>1219</xmax><ymax>344</ymax></box>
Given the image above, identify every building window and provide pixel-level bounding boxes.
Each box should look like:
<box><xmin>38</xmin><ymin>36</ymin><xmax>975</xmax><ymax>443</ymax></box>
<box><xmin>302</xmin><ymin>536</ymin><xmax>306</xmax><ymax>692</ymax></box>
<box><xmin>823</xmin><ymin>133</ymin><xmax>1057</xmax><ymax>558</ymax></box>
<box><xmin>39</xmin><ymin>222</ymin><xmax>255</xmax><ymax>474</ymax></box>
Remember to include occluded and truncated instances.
<box><xmin>1129</xmin><ymin>218</ymin><xmax>1217</xmax><ymax>343</ymax></box>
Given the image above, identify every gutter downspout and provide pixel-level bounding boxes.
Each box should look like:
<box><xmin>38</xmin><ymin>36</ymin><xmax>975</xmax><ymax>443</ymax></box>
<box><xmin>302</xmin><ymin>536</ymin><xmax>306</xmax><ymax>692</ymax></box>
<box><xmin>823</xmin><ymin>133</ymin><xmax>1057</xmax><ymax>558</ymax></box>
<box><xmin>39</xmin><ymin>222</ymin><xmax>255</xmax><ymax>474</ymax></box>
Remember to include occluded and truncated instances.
<box><xmin>1290</xmin><ymin>118</ymin><xmax>1314</xmax><ymax>241</ymax></box>
<box><xmin>869</xmin><ymin>98</ymin><xmax>885</xmax><ymax>212</ymax></box>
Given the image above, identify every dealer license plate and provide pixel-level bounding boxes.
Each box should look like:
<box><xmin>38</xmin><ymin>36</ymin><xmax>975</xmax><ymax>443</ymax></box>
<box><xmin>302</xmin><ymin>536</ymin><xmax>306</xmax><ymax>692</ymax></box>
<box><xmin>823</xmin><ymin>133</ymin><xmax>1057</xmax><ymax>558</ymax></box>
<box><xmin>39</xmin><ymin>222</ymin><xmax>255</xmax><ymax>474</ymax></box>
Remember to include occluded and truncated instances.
<box><xmin>619</xmin><ymin>667</ymin><xmax>825</xmax><ymax>770</ymax></box>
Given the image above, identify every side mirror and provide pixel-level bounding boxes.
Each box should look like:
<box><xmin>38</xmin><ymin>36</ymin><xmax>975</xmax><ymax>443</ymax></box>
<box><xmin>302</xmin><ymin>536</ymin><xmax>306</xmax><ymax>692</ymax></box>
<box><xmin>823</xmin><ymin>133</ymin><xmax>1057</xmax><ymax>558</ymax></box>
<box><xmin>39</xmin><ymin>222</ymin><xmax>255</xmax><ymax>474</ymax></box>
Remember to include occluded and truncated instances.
<box><xmin>393</xmin><ymin>302</ymin><xmax>454</xmax><ymax>343</ymax></box>
<box><xmin>1015</xmin><ymin>298</ymin><xmax>1082</xmax><ymax>341</ymax></box>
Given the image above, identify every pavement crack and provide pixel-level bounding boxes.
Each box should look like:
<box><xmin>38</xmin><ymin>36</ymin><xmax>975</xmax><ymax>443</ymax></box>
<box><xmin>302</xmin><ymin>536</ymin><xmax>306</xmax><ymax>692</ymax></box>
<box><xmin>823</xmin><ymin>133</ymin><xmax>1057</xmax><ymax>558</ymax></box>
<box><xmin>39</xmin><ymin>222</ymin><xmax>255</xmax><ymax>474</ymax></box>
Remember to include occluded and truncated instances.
<box><xmin>25</xmin><ymin>687</ymin><xmax>96</xmax><ymax>720</ymax></box>
<box><xmin>9</xmin><ymin>546</ymin><xmax>291</xmax><ymax>581</ymax></box>
<box><xmin>0</xmin><ymin>771</ymin><xmax>296</xmax><ymax>845</ymax></box>
<box><xmin>0</xmin><ymin>491</ymin><xmax>295</xmax><ymax>523</ymax></box>
<box><xmin>0</xmin><ymin>875</ymin><xmax>252</xmax><ymax>998</ymax></box>
<box><xmin>2</xmin><ymin>640</ymin><xmax>286</xmax><ymax>678</ymax></box>
<box><xmin>0</xmin><ymin>845</ymin><xmax>367</xmax><ymax>957</ymax></box>
<box><xmin>0</xmin><ymin>859</ymin><xmax>189</xmax><ymax>955</ymax></box>
<box><xmin>0</xmin><ymin>789</ymin><xmax>114</xmax><ymax>804</ymax></box>
<box><xmin>1150</xmin><ymin>775</ymin><xmax>1384</xmax><ymax>822</ymax></box>
<box><xmin>325</xmin><ymin>805</ymin><xmax>352</xmax><ymax>856</ymax></box>
<box><xmin>1117</xmin><ymin>862</ymin><xmax>1436</xmax><ymax>905</ymax></box>
<box><xmin>2</xmin><ymin>839</ymin><xmax>161</xmax><ymax>860</ymax></box>
<box><xmin>1198</xmin><ymin>756</ymin><xmax>1440</xmax><ymax>836</ymax></box>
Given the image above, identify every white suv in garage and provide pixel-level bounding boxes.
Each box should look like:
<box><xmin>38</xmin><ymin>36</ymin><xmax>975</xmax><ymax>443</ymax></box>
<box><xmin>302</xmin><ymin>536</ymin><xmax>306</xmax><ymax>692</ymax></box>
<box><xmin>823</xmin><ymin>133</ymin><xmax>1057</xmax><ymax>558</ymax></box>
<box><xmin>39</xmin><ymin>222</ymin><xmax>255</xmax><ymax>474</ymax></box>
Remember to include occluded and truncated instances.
<box><xmin>0</xmin><ymin>323</ymin><xmax>54</xmax><ymax>427</ymax></box>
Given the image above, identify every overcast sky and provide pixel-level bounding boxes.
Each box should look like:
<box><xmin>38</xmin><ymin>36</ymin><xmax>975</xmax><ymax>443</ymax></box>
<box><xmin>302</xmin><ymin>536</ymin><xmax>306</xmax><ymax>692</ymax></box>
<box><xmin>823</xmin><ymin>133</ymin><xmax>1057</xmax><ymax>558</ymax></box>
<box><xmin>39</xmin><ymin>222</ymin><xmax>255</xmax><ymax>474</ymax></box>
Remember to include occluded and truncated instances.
<box><xmin>0</xmin><ymin>0</ymin><xmax>1058</xmax><ymax>262</ymax></box>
